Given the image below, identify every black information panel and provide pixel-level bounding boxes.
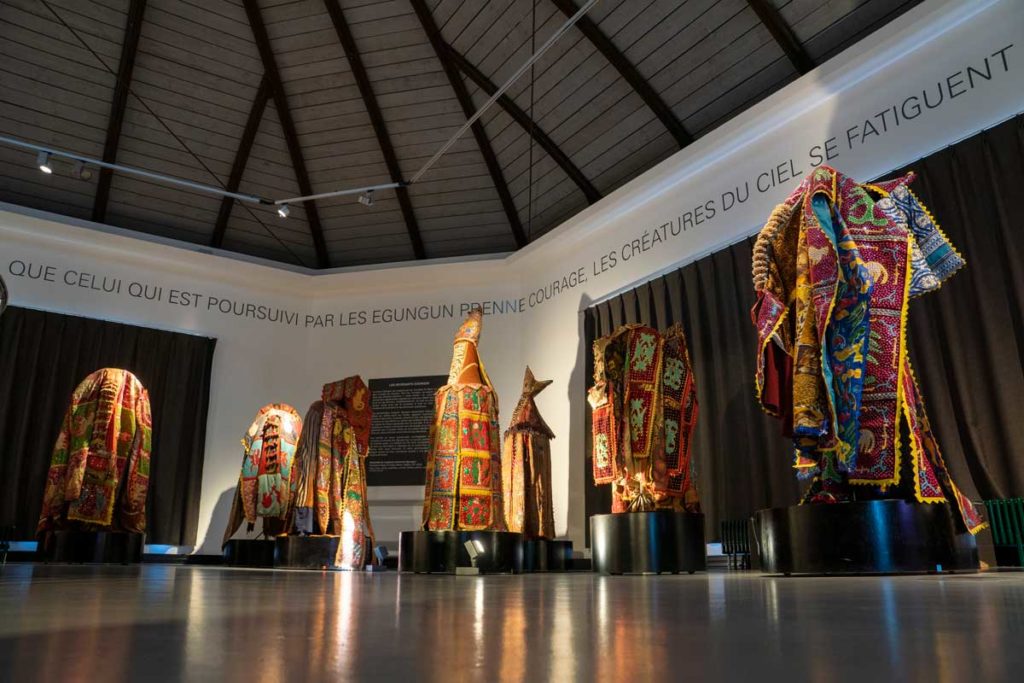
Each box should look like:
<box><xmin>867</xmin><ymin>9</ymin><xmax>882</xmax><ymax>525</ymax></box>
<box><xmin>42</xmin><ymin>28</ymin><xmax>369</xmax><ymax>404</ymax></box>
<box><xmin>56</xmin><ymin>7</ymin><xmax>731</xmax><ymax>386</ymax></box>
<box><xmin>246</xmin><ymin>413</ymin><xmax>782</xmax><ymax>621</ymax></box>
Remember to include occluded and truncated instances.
<box><xmin>367</xmin><ymin>375</ymin><xmax>447</xmax><ymax>486</ymax></box>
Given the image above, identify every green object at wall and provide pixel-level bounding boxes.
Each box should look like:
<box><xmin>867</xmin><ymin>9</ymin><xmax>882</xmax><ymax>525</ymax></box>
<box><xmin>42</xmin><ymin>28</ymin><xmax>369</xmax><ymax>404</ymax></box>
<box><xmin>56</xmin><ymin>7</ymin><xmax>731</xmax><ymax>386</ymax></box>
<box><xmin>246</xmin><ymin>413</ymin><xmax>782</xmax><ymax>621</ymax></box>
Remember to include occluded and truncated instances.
<box><xmin>983</xmin><ymin>498</ymin><xmax>1024</xmax><ymax>567</ymax></box>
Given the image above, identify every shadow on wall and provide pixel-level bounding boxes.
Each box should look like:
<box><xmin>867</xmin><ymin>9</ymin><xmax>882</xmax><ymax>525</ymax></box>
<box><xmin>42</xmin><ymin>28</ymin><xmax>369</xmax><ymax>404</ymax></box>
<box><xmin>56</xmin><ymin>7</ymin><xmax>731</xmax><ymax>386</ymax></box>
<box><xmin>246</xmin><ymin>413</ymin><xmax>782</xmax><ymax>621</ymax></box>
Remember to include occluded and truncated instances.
<box><xmin>196</xmin><ymin>486</ymin><xmax>236</xmax><ymax>556</ymax></box>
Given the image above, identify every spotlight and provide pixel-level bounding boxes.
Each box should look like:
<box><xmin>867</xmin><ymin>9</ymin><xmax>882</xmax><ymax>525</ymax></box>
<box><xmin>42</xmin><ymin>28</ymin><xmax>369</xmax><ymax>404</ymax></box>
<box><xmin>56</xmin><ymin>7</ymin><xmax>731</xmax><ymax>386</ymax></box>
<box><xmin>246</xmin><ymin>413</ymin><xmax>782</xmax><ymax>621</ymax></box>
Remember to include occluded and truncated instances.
<box><xmin>277</xmin><ymin>203</ymin><xmax>290</xmax><ymax>218</ymax></box>
<box><xmin>459</xmin><ymin>538</ymin><xmax>487</xmax><ymax>575</ymax></box>
<box><xmin>358</xmin><ymin>190</ymin><xmax>374</xmax><ymax>207</ymax></box>
<box><xmin>72</xmin><ymin>159</ymin><xmax>92</xmax><ymax>180</ymax></box>
<box><xmin>464</xmin><ymin>539</ymin><xmax>486</xmax><ymax>562</ymax></box>
<box><xmin>36</xmin><ymin>151</ymin><xmax>52</xmax><ymax>174</ymax></box>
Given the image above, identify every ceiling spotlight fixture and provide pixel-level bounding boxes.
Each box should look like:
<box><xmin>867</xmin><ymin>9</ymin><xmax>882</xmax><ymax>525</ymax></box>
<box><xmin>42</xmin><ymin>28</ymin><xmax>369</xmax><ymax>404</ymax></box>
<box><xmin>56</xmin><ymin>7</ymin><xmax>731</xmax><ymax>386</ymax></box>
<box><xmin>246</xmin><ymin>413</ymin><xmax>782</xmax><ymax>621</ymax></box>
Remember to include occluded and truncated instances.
<box><xmin>277</xmin><ymin>203</ymin><xmax>290</xmax><ymax>218</ymax></box>
<box><xmin>36</xmin><ymin>151</ymin><xmax>52</xmax><ymax>174</ymax></box>
<box><xmin>72</xmin><ymin>159</ymin><xmax>93</xmax><ymax>181</ymax></box>
<box><xmin>358</xmin><ymin>190</ymin><xmax>374</xmax><ymax>207</ymax></box>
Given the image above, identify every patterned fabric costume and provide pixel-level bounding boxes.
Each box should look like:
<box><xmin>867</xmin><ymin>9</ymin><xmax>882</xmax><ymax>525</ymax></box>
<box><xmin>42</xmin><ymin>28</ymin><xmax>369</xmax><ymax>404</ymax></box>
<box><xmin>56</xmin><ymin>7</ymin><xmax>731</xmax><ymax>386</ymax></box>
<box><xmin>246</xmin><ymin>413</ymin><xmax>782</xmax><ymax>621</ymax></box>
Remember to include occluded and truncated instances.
<box><xmin>316</xmin><ymin>377</ymin><xmax>375</xmax><ymax>569</ymax></box>
<box><xmin>222</xmin><ymin>403</ymin><xmax>302</xmax><ymax>546</ymax></box>
<box><xmin>588</xmin><ymin>323</ymin><xmax>700</xmax><ymax>513</ymax></box>
<box><xmin>37</xmin><ymin>368</ymin><xmax>152</xmax><ymax>535</ymax></box>
<box><xmin>287</xmin><ymin>400</ymin><xmax>324</xmax><ymax>535</ymax></box>
<box><xmin>422</xmin><ymin>308</ymin><xmax>506</xmax><ymax>531</ymax></box>
<box><xmin>751</xmin><ymin>165</ymin><xmax>985</xmax><ymax>533</ymax></box>
<box><xmin>502</xmin><ymin>367</ymin><xmax>556</xmax><ymax>538</ymax></box>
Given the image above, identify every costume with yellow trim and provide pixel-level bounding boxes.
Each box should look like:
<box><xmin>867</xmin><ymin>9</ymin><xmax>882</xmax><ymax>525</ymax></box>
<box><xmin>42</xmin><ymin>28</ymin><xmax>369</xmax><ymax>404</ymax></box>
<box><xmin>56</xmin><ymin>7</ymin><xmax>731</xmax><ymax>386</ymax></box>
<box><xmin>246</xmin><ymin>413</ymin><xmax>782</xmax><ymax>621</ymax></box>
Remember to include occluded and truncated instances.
<box><xmin>588</xmin><ymin>323</ymin><xmax>700</xmax><ymax>513</ymax></box>
<box><xmin>422</xmin><ymin>308</ymin><xmax>506</xmax><ymax>531</ymax></box>
<box><xmin>751</xmin><ymin>165</ymin><xmax>984</xmax><ymax>533</ymax></box>
<box><xmin>38</xmin><ymin>368</ymin><xmax>152</xmax><ymax>535</ymax></box>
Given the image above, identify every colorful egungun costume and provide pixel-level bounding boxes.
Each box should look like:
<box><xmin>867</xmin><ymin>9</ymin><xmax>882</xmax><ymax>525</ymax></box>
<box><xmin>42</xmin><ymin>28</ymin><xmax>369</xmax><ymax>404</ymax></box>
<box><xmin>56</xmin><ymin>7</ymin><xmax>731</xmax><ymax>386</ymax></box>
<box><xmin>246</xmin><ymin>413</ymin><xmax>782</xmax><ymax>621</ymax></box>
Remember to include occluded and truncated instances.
<box><xmin>315</xmin><ymin>377</ymin><xmax>374</xmax><ymax>569</ymax></box>
<box><xmin>588</xmin><ymin>324</ymin><xmax>700</xmax><ymax>513</ymax></box>
<box><xmin>222</xmin><ymin>403</ymin><xmax>302</xmax><ymax>545</ymax></box>
<box><xmin>288</xmin><ymin>399</ymin><xmax>325</xmax><ymax>534</ymax></box>
<box><xmin>422</xmin><ymin>308</ymin><xmax>506</xmax><ymax>531</ymax></box>
<box><xmin>503</xmin><ymin>367</ymin><xmax>556</xmax><ymax>538</ymax></box>
<box><xmin>751</xmin><ymin>165</ymin><xmax>984</xmax><ymax>533</ymax></box>
<box><xmin>38</xmin><ymin>368</ymin><xmax>152</xmax><ymax>535</ymax></box>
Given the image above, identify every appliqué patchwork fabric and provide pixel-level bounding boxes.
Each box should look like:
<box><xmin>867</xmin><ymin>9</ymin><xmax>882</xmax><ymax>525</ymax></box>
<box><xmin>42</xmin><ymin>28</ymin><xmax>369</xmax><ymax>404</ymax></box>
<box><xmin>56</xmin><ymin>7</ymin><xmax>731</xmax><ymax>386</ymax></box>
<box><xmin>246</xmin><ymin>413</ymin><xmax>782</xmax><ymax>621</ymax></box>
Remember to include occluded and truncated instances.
<box><xmin>751</xmin><ymin>165</ymin><xmax>984</xmax><ymax>533</ymax></box>
<box><xmin>588</xmin><ymin>324</ymin><xmax>700</xmax><ymax>513</ymax></box>
<box><xmin>38</xmin><ymin>368</ymin><xmax>152</xmax><ymax>535</ymax></box>
<box><xmin>312</xmin><ymin>376</ymin><xmax>375</xmax><ymax>569</ymax></box>
<box><xmin>422</xmin><ymin>309</ymin><xmax>506</xmax><ymax>531</ymax></box>
<box><xmin>222</xmin><ymin>403</ymin><xmax>301</xmax><ymax>547</ymax></box>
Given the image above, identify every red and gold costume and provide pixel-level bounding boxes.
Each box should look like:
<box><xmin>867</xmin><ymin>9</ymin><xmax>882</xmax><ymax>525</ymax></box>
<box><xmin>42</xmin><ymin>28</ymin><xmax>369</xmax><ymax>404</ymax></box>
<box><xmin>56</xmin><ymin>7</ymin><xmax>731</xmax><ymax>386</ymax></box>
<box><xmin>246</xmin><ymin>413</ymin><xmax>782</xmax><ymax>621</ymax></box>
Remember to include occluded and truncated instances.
<box><xmin>502</xmin><ymin>367</ymin><xmax>555</xmax><ymax>538</ymax></box>
<box><xmin>751</xmin><ymin>165</ymin><xmax>984</xmax><ymax>532</ymax></box>
<box><xmin>315</xmin><ymin>377</ymin><xmax>374</xmax><ymax>569</ymax></box>
<box><xmin>38</xmin><ymin>368</ymin><xmax>152</xmax><ymax>535</ymax></box>
<box><xmin>588</xmin><ymin>324</ymin><xmax>699</xmax><ymax>512</ymax></box>
<box><xmin>422</xmin><ymin>308</ymin><xmax>506</xmax><ymax>531</ymax></box>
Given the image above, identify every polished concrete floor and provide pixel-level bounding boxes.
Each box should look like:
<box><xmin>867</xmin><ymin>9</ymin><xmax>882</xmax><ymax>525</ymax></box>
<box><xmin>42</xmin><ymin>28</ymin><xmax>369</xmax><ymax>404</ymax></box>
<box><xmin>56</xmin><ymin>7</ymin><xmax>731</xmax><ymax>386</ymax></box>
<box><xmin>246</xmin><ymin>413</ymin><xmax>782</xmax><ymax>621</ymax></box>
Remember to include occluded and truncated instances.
<box><xmin>0</xmin><ymin>565</ymin><xmax>1022</xmax><ymax>682</ymax></box>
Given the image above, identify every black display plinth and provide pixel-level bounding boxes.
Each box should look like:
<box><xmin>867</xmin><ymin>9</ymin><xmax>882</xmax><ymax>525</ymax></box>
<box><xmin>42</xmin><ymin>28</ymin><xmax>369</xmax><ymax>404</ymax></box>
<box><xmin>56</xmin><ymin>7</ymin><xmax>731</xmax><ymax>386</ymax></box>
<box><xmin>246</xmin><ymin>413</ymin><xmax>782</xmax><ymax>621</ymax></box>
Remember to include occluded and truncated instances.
<box><xmin>223</xmin><ymin>539</ymin><xmax>276</xmax><ymax>567</ymax></box>
<box><xmin>36</xmin><ymin>530</ymin><xmax>144</xmax><ymax>564</ymax></box>
<box><xmin>752</xmin><ymin>500</ymin><xmax>979</xmax><ymax>575</ymax></box>
<box><xmin>521</xmin><ymin>539</ymin><xmax>573</xmax><ymax>572</ymax></box>
<box><xmin>590</xmin><ymin>511</ymin><xmax>706</xmax><ymax>575</ymax></box>
<box><xmin>398</xmin><ymin>530</ymin><xmax>524</xmax><ymax>574</ymax></box>
<box><xmin>274</xmin><ymin>536</ymin><xmax>340</xmax><ymax>569</ymax></box>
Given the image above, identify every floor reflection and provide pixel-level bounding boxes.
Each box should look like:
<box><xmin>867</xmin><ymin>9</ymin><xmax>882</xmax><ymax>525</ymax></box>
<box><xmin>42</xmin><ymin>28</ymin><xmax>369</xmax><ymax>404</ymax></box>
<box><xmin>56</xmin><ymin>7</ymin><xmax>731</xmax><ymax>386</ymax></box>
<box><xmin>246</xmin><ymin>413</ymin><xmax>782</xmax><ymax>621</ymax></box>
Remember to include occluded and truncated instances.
<box><xmin>0</xmin><ymin>565</ymin><xmax>1022</xmax><ymax>681</ymax></box>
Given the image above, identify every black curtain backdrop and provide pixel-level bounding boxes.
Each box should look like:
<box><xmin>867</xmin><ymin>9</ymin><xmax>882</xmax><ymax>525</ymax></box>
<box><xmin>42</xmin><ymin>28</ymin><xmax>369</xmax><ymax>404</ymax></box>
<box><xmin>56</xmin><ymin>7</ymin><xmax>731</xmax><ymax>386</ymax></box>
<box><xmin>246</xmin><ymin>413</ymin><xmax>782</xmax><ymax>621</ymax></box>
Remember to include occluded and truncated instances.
<box><xmin>0</xmin><ymin>306</ymin><xmax>216</xmax><ymax>545</ymax></box>
<box><xmin>584</xmin><ymin>114</ymin><xmax>1024</xmax><ymax>540</ymax></box>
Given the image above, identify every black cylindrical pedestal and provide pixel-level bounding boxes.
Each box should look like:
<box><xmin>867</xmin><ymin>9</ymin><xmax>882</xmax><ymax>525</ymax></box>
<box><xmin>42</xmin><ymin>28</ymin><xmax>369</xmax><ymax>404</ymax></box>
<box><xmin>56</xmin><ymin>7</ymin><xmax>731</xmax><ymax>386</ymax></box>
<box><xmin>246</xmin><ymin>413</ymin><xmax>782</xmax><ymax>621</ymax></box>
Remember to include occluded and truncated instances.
<box><xmin>752</xmin><ymin>500</ymin><xmax>979</xmax><ymax>575</ymax></box>
<box><xmin>398</xmin><ymin>530</ymin><xmax>524</xmax><ymax>574</ymax></box>
<box><xmin>590</xmin><ymin>511</ymin><xmax>706</xmax><ymax>575</ymax></box>
<box><xmin>36</xmin><ymin>530</ymin><xmax>144</xmax><ymax>564</ymax></box>
<box><xmin>521</xmin><ymin>539</ymin><xmax>573</xmax><ymax>572</ymax></box>
<box><xmin>223</xmin><ymin>539</ymin><xmax>276</xmax><ymax>567</ymax></box>
<box><xmin>274</xmin><ymin>536</ymin><xmax>340</xmax><ymax>569</ymax></box>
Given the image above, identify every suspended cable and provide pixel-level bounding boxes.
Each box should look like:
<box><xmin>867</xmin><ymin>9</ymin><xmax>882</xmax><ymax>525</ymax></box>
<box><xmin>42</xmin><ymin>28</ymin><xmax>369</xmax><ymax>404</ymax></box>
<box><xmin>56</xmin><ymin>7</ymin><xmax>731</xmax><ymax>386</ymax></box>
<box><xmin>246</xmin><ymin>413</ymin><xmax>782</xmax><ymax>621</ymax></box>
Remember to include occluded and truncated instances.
<box><xmin>35</xmin><ymin>0</ymin><xmax>309</xmax><ymax>267</ymax></box>
<box><xmin>4</xmin><ymin>0</ymin><xmax>601</xmax><ymax>261</ymax></box>
<box><xmin>407</xmin><ymin>0</ymin><xmax>598</xmax><ymax>185</ymax></box>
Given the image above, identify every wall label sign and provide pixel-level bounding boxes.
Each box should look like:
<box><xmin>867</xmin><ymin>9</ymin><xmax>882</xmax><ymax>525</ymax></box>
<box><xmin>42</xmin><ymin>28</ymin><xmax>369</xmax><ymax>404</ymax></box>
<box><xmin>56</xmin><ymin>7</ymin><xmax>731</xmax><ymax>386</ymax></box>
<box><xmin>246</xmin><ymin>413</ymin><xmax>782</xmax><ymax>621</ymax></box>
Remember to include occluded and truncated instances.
<box><xmin>367</xmin><ymin>375</ymin><xmax>447</xmax><ymax>486</ymax></box>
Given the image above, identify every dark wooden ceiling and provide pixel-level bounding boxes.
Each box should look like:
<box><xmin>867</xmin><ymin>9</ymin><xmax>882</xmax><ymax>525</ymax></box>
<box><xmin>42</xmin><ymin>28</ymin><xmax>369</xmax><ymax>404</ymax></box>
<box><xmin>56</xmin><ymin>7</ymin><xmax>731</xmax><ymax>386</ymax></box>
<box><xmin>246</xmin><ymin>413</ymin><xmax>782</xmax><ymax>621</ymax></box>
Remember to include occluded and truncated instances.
<box><xmin>0</xmin><ymin>0</ymin><xmax>922</xmax><ymax>268</ymax></box>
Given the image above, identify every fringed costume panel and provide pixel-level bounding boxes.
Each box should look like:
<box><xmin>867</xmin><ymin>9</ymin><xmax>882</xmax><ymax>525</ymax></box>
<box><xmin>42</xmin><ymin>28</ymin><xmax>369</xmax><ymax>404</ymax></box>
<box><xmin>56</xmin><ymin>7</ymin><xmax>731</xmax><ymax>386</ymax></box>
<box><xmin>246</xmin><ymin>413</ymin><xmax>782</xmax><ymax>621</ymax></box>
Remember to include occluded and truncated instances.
<box><xmin>751</xmin><ymin>165</ymin><xmax>984</xmax><ymax>533</ymax></box>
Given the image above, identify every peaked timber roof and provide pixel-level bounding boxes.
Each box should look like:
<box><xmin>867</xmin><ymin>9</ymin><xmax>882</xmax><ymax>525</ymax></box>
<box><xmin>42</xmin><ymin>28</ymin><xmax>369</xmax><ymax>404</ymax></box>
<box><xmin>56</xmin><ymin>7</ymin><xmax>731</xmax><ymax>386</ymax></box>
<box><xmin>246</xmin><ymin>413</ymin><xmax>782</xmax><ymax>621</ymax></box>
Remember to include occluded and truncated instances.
<box><xmin>0</xmin><ymin>0</ymin><xmax>923</xmax><ymax>268</ymax></box>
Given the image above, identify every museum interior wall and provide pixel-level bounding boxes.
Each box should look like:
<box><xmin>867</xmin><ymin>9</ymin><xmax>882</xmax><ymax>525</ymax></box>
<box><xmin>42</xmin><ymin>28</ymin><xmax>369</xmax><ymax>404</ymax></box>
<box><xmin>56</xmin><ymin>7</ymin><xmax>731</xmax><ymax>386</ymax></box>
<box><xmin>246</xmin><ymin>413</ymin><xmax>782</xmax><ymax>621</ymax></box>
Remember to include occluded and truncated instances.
<box><xmin>1</xmin><ymin>0</ymin><xmax>1021</xmax><ymax>554</ymax></box>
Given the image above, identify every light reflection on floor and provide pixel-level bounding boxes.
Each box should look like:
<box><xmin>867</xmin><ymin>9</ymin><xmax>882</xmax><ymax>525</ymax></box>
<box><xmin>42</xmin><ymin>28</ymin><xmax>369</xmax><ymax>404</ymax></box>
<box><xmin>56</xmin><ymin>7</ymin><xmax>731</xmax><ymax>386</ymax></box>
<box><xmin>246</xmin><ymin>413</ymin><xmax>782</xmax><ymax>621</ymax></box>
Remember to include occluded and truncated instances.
<box><xmin>0</xmin><ymin>564</ymin><xmax>1022</xmax><ymax>681</ymax></box>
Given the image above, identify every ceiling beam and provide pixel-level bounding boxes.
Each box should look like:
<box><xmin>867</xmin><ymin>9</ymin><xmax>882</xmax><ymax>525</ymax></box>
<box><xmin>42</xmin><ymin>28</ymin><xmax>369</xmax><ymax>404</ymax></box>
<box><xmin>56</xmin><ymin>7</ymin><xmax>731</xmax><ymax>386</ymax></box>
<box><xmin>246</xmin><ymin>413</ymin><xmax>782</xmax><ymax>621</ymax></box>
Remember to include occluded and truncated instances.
<box><xmin>324</xmin><ymin>0</ymin><xmax>425</xmax><ymax>259</ymax></box>
<box><xmin>746</xmin><ymin>0</ymin><xmax>815</xmax><ymax>75</ymax></box>
<box><xmin>243</xmin><ymin>0</ymin><xmax>330</xmax><ymax>268</ymax></box>
<box><xmin>445</xmin><ymin>43</ymin><xmax>601</xmax><ymax>205</ymax></box>
<box><xmin>92</xmin><ymin>0</ymin><xmax>147</xmax><ymax>223</ymax></box>
<box><xmin>410</xmin><ymin>0</ymin><xmax>528</xmax><ymax>249</ymax></box>
<box><xmin>211</xmin><ymin>76</ymin><xmax>271</xmax><ymax>249</ymax></box>
<box><xmin>549</xmin><ymin>0</ymin><xmax>691</xmax><ymax>148</ymax></box>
